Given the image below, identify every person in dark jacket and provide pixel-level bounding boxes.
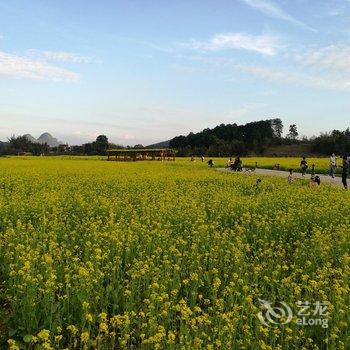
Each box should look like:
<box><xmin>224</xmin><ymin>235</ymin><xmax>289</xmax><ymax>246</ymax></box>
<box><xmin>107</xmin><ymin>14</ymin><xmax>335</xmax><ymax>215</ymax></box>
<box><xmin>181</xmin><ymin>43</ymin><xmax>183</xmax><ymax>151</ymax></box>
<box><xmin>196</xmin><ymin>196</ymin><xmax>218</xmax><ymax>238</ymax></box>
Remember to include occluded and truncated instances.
<box><xmin>300</xmin><ymin>156</ymin><xmax>308</xmax><ymax>177</ymax></box>
<box><xmin>341</xmin><ymin>155</ymin><xmax>349</xmax><ymax>189</ymax></box>
<box><xmin>230</xmin><ymin>156</ymin><xmax>242</xmax><ymax>171</ymax></box>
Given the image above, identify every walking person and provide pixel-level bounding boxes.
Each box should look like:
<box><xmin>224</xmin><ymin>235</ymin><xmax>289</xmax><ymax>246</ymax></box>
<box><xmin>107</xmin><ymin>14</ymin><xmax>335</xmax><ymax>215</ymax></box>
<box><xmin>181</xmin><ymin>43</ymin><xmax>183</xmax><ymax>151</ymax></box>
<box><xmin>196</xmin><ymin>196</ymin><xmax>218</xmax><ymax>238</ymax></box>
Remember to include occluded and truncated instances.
<box><xmin>288</xmin><ymin>169</ymin><xmax>294</xmax><ymax>184</ymax></box>
<box><xmin>341</xmin><ymin>155</ymin><xmax>349</xmax><ymax>190</ymax></box>
<box><xmin>329</xmin><ymin>153</ymin><xmax>337</xmax><ymax>178</ymax></box>
<box><xmin>300</xmin><ymin>156</ymin><xmax>308</xmax><ymax>177</ymax></box>
<box><xmin>237</xmin><ymin>157</ymin><xmax>243</xmax><ymax>171</ymax></box>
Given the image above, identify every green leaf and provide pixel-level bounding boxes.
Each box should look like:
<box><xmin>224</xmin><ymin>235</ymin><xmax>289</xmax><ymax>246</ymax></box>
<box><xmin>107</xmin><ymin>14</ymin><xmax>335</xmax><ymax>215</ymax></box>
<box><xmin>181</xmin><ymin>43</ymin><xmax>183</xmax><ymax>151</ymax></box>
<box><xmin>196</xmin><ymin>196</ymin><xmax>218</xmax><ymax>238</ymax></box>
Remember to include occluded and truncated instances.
<box><xmin>8</xmin><ymin>328</ymin><xmax>17</xmax><ymax>337</ymax></box>
<box><xmin>23</xmin><ymin>334</ymin><xmax>34</xmax><ymax>343</ymax></box>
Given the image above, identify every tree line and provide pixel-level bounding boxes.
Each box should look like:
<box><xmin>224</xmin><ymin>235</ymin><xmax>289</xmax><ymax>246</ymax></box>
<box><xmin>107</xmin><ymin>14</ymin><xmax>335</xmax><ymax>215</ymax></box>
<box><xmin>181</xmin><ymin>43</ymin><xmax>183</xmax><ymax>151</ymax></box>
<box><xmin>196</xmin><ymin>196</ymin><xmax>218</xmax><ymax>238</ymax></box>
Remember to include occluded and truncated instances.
<box><xmin>170</xmin><ymin>119</ymin><xmax>283</xmax><ymax>156</ymax></box>
<box><xmin>310</xmin><ymin>129</ymin><xmax>350</xmax><ymax>155</ymax></box>
<box><xmin>1</xmin><ymin>121</ymin><xmax>349</xmax><ymax>157</ymax></box>
<box><xmin>169</xmin><ymin>119</ymin><xmax>349</xmax><ymax>156</ymax></box>
<box><xmin>0</xmin><ymin>135</ymin><xmax>143</xmax><ymax>156</ymax></box>
<box><xmin>0</xmin><ymin>136</ymin><xmax>50</xmax><ymax>156</ymax></box>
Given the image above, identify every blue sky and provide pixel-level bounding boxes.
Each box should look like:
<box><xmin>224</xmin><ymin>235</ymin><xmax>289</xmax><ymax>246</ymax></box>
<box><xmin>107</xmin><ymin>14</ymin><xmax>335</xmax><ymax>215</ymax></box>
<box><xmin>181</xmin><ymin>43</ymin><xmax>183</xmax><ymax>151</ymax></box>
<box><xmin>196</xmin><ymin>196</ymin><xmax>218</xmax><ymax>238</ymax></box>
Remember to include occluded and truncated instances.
<box><xmin>1</xmin><ymin>0</ymin><xmax>350</xmax><ymax>145</ymax></box>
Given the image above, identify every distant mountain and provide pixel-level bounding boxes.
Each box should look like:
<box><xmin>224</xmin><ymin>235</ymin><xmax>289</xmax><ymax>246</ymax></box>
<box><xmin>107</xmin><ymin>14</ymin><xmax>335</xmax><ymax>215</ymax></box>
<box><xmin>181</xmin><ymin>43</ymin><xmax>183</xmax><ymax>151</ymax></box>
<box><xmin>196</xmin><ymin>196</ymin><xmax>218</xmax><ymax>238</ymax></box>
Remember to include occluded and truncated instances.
<box><xmin>37</xmin><ymin>133</ymin><xmax>60</xmax><ymax>147</ymax></box>
<box><xmin>146</xmin><ymin>140</ymin><xmax>170</xmax><ymax>149</ymax></box>
<box><xmin>23</xmin><ymin>133</ymin><xmax>62</xmax><ymax>147</ymax></box>
<box><xmin>23</xmin><ymin>134</ymin><xmax>38</xmax><ymax>143</ymax></box>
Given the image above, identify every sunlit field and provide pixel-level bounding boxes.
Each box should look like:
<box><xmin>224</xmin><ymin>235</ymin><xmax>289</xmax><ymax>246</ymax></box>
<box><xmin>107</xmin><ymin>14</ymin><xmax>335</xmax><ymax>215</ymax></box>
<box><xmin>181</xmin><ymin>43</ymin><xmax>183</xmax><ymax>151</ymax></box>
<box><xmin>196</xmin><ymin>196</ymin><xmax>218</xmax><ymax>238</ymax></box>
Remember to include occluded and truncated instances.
<box><xmin>0</xmin><ymin>157</ymin><xmax>349</xmax><ymax>349</ymax></box>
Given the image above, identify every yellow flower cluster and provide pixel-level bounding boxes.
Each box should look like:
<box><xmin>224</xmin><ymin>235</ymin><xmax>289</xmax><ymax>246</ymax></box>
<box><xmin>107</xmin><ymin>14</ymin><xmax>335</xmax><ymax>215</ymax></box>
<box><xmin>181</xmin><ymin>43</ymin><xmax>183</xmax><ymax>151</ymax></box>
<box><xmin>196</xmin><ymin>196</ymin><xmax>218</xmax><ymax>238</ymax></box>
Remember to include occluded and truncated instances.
<box><xmin>0</xmin><ymin>156</ymin><xmax>348</xmax><ymax>349</ymax></box>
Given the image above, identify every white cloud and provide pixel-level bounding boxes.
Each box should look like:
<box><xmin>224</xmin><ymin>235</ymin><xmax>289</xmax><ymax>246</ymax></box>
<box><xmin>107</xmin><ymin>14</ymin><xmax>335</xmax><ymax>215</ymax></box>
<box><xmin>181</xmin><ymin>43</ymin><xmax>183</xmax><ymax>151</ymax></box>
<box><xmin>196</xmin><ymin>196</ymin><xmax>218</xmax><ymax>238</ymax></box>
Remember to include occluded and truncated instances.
<box><xmin>27</xmin><ymin>49</ymin><xmax>98</xmax><ymax>63</ymax></box>
<box><xmin>224</xmin><ymin>103</ymin><xmax>268</xmax><ymax>123</ymax></box>
<box><xmin>120</xmin><ymin>134</ymin><xmax>136</xmax><ymax>140</ymax></box>
<box><xmin>187</xmin><ymin>32</ymin><xmax>281</xmax><ymax>56</ymax></box>
<box><xmin>72</xmin><ymin>130</ymin><xmax>100</xmax><ymax>139</ymax></box>
<box><xmin>240</xmin><ymin>0</ymin><xmax>316</xmax><ymax>31</ymax></box>
<box><xmin>294</xmin><ymin>45</ymin><xmax>350</xmax><ymax>72</ymax></box>
<box><xmin>187</xmin><ymin>52</ymin><xmax>350</xmax><ymax>91</ymax></box>
<box><xmin>0</xmin><ymin>51</ymin><xmax>79</xmax><ymax>81</ymax></box>
<box><xmin>234</xmin><ymin>64</ymin><xmax>350</xmax><ymax>91</ymax></box>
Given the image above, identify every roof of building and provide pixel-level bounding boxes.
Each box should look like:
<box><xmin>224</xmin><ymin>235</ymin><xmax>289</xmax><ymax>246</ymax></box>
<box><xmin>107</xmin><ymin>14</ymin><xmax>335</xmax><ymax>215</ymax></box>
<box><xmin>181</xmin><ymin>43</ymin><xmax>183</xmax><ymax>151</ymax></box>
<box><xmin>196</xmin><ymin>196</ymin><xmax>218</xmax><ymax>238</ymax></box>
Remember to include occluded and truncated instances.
<box><xmin>107</xmin><ymin>148</ymin><xmax>175</xmax><ymax>153</ymax></box>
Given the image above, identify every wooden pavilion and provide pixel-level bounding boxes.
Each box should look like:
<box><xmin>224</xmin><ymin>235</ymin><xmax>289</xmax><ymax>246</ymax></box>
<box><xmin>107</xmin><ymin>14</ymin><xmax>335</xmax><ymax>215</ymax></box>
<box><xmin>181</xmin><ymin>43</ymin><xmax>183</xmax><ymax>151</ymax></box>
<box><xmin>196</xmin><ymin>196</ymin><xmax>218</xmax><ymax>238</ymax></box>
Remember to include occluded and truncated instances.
<box><xmin>107</xmin><ymin>148</ymin><xmax>176</xmax><ymax>161</ymax></box>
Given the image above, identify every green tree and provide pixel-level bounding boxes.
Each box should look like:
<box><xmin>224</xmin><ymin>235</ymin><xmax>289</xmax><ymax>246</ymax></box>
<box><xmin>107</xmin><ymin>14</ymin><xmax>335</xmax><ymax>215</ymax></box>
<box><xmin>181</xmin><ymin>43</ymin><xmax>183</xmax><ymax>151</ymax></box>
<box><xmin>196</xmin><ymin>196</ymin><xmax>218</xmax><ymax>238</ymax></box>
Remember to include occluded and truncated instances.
<box><xmin>6</xmin><ymin>135</ymin><xmax>49</xmax><ymax>155</ymax></box>
<box><xmin>287</xmin><ymin>124</ymin><xmax>298</xmax><ymax>140</ymax></box>
<box><xmin>95</xmin><ymin>135</ymin><xmax>109</xmax><ymax>155</ymax></box>
<box><xmin>271</xmin><ymin>118</ymin><xmax>283</xmax><ymax>139</ymax></box>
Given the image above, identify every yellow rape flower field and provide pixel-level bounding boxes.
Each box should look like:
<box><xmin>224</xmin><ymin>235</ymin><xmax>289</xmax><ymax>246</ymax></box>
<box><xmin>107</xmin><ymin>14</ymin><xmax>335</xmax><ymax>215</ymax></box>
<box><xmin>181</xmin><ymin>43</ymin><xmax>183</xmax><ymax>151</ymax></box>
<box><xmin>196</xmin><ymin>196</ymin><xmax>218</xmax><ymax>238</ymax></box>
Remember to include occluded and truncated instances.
<box><xmin>0</xmin><ymin>157</ymin><xmax>349</xmax><ymax>350</ymax></box>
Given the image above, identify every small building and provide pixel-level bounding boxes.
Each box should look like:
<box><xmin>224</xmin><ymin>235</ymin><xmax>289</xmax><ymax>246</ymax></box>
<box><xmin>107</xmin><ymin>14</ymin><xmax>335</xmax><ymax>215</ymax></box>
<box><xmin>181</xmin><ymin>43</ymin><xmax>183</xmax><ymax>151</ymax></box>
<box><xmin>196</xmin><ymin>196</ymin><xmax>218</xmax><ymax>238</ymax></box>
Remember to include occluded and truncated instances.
<box><xmin>107</xmin><ymin>148</ymin><xmax>176</xmax><ymax>161</ymax></box>
<box><xmin>17</xmin><ymin>152</ymin><xmax>33</xmax><ymax>156</ymax></box>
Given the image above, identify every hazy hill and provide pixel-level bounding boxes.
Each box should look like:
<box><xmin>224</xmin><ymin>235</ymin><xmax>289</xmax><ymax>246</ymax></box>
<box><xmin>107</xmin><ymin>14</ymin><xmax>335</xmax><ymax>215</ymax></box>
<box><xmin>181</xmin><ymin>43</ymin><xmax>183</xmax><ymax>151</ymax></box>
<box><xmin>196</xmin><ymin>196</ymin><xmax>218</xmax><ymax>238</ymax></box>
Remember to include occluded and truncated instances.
<box><xmin>146</xmin><ymin>140</ymin><xmax>170</xmax><ymax>149</ymax></box>
<box><xmin>37</xmin><ymin>133</ymin><xmax>60</xmax><ymax>147</ymax></box>
<box><xmin>23</xmin><ymin>134</ymin><xmax>38</xmax><ymax>143</ymax></box>
<box><xmin>24</xmin><ymin>133</ymin><xmax>61</xmax><ymax>147</ymax></box>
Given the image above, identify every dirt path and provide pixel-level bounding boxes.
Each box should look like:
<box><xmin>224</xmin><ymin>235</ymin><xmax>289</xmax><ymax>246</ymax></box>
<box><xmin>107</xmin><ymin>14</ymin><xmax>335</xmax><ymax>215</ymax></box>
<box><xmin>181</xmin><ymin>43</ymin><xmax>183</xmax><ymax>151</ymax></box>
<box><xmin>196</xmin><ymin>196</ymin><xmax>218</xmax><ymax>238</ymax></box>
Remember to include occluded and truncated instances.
<box><xmin>218</xmin><ymin>167</ymin><xmax>345</xmax><ymax>188</ymax></box>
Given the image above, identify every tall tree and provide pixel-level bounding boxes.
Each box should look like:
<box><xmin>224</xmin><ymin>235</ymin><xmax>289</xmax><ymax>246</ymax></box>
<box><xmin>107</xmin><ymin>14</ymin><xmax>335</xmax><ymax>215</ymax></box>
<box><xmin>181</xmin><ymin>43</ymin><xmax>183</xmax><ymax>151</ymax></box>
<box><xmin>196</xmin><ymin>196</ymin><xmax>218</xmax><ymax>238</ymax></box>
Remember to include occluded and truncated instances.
<box><xmin>271</xmin><ymin>118</ymin><xmax>283</xmax><ymax>138</ymax></box>
<box><xmin>287</xmin><ymin>124</ymin><xmax>298</xmax><ymax>140</ymax></box>
<box><xmin>95</xmin><ymin>135</ymin><xmax>109</xmax><ymax>155</ymax></box>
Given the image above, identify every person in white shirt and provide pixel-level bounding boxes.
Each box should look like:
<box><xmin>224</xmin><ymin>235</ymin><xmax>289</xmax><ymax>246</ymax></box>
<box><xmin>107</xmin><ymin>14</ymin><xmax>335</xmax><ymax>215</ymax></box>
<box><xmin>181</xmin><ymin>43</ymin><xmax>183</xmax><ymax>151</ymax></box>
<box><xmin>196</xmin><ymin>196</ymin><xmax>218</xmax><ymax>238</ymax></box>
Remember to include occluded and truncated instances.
<box><xmin>329</xmin><ymin>153</ymin><xmax>337</xmax><ymax>178</ymax></box>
